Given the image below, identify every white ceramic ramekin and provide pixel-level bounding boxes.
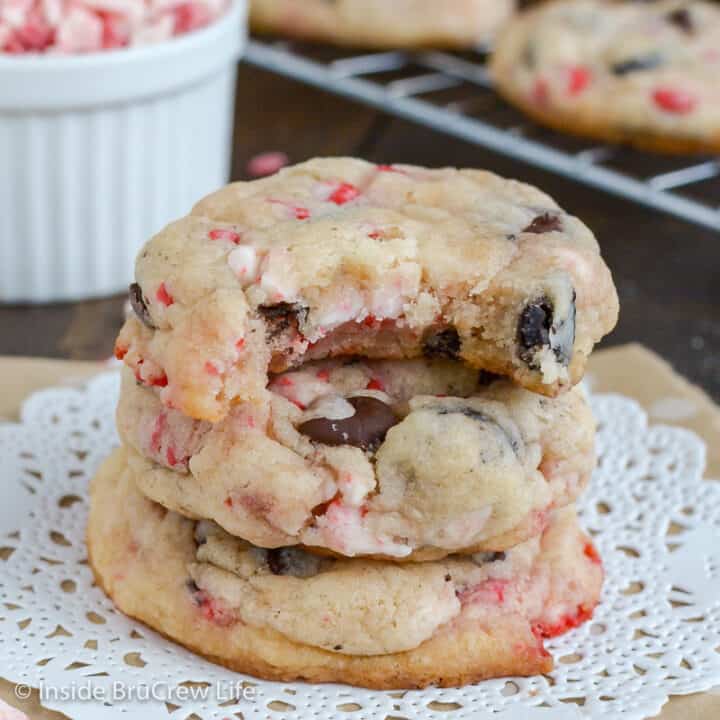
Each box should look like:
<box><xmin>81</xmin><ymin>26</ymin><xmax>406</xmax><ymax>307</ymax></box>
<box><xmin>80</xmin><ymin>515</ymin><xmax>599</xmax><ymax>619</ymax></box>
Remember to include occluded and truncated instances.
<box><xmin>0</xmin><ymin>0</ymin><xmax>247</xmax><ymax>303</ymax></box>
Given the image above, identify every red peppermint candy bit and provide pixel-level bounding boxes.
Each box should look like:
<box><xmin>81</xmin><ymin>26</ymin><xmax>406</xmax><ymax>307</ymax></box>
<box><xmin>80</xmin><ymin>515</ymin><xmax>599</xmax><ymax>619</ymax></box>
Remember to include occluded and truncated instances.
<box><xmin>114</xmin><ymin>344</ymin><xmax>128</xmax><ymax>360</ymax></box>
<box><xmin>150</xmin><ymin>413</ymin><xmax>166</xmax><ymax>453</ymax></box>
<box><xmin>584</xmin><ymin>541</ymin><xmax>602</xmax><ymax>565</ymax></box>
<box><xmin>156</xmin><ymin>282</ymin><xmax>174</xmax><ymax>306</ymax></box>
<box><xmin>196</xmin><ymin>592</ymin><xmax>236</xmax><ymax>627</ymax></box>
<box><xmin>533</xmin><ymin>603</ymin><xmax>595</xmax><ymax>639</ymax></box>
<box><xmin>366</xmin><ymin>378</ymin><xmax>385</xmax><ymax>392</ymax></box>
<box><xmin>316</xmin><ymin>369</ymin><xmax>331</xmax><ymax>381</ymax></box>
<box><xmin>567</xmin><ymin>66</ymin><xmax>591</xmax><ymax>95</ymax></box>
<box><xmin>377</xmin><ymin>164</ymin><xmax>404</xmax><ymax>174</ymax></box>
<box><xmin>204</xmin><ymin>361</ymin><xmax>220</xmax><ymax>376</ymax></box>
<box><xmin>208</xmin><ymin>228</ymin><xmax>241</xmax><ymax>244</ymax></box>
<box><xmin>247</xmin><ymin>151</ymin><xmax>289</xmax><ymax>178</ymax></box>
<box><xmin>99</xmin><ymin>11</ymin><xmax>128</xmax><ymax>49</ymax></box>
<box><xmin>529</xmin><ymin>626</ymin><xmax>553</xmax><ymax>658</ymax></box>
<box><xmin>149</xmin><ymin>372</ymin><xmax>169</xmax><ymax>388</ymax></box>
<box><xmin>368</xmin><ymin>230</ymin><xmax>383</xmax><ymax>239</ymax></box>
<box><xmin>652</xmin><ymin>87</ymin><xmax>698</xmax><ymax>114</ymax></box>
<box><xmin>166</xmin><ymin>447</ymin><xmax>180</xmax><ymax>467</ymax></box>
<box><xmin>458</xmin><ymin>578</ymin><xmax>509</xmax><ymax>605</ymax></box>
<box><xmin>294</xmin><ymin>206</ymin><xmax>311</xmax><ymax>220</ymax></box>
<box><xmin>362</xmin><ymin>314</ymin><xmax>379</xmax><ymax>328</ymax></box>
<box><xmin>329</xmin><ymin>182</ymin><xmax>361</xmax><ymax>205</ymax></box>
<box><xmin>531</xmin><ymin>77</ymin><xmax>550</xmax><ymax>105</ymax></box>
<box><xmin>235</xmin><ymin>337</ymin><xmax>246</xmax><ymax>351</ymax></box>
<box><xmin>3</xmin><ymin>36</ymin><xmax>25</xmax><ymax>53</ymax></box>
<box><xmin>173</xmin><ymin>1</ymin><xmax>211</xmax><ymax>34</ymax></box>
<box><xmin>224</xmin><ymin>496</ymin><xmax>233</xmax><ymax>508</ymax></box>
<box><xmin>13</xmin><ymin>8</ymin><xmax>55</xmax><ymax>52</ymax></box>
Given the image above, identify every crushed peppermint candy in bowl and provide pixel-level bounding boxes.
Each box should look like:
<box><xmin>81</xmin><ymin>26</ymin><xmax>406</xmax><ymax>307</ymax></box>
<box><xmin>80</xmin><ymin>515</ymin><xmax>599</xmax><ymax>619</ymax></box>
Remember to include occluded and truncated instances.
<box><xmin>0</xmin><ymin>0</ymin><xmax>246</xmax><ymax>302</ymax></box>
<box><xmin>0</xmin><ymin>0</ymin><xmax>228</xmax><ymax>54</ymax></box>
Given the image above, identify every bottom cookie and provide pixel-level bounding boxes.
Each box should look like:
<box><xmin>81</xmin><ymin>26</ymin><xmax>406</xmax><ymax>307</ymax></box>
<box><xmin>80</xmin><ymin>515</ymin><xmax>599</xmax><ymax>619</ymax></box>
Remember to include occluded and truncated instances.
<box><xmin>88</xmin><ymin>449</ymin><xmax>603</xmax><ymax>689</ymax></box>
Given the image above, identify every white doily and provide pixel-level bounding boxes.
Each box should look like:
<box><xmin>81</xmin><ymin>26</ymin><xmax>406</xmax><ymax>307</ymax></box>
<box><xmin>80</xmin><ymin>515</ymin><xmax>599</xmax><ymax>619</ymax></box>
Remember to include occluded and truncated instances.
<box><xmin>1</xmin><ymin>372</ymin><xmax>720</xmax><ymax>720</ymax></box>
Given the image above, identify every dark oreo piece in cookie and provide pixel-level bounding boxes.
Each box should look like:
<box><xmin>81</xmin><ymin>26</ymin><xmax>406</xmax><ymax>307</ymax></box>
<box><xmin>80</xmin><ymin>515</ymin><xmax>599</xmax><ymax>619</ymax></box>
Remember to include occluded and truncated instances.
<box><xmin>299</xmin><ymin>396</ymin><xmax>398</xmax><ymax>451</ymax></box>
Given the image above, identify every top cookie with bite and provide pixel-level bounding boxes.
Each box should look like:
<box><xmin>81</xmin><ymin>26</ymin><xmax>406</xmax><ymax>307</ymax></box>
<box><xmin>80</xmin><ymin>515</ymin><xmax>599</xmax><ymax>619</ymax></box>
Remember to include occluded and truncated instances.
<box><xmin>116</xmin><ymin>157</ymin><xmax>618</xmax><ymax>422</ymax></box>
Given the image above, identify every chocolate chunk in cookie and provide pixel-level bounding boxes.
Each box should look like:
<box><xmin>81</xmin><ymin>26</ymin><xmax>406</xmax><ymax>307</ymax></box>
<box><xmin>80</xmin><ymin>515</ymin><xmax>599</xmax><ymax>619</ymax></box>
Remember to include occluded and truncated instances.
<box><xmin>422</xmin><ymin>328</ymin><xmax>461</xmax><ymax>360</ymax></box>
<box><xmin>298</xmin><ymin>396</ymin><xmax>398</xmax><ymax>451</ymax></box>
<box><xmin>266</xmin><ymin>548</ymin><xmax>293</xmax><ymax>575</ymax></box>
<box><xmin>472</xmin><ymin>551</ymin><xmax>507</xmax><ymax>565</ymax></box>
<box><xmin>666</xmin><ymin>8</ymin><xmax>693</xmax><ymax>33</ymax></box>
<box><xmin>264</xmin><ymin>547</ymin><xmax>326</xmax><ymax>577</ymax></box>
<box><xmin>258</xmin><ymin>302</ymin><xmax>309</xmax><ymax>339</ymax></box>
<box><xmin>477</xmin><ymin>370</ymin><xmax>501</xmax><ymax>387</ymax></box>
<box><xmin>517</xmin><ymin>289</ymin><xmax>576</xmax><ymax>369</ymax></box>
<box><xmin>522</xmin><ymin>213</ymin><xmax>562</xmax><ymax>234</ymax></box>
<box><xmin>186</xmin><ymin>579</ymin><xmax>204</xmax><ymax>605</ymax></box>
<box><xmin>436</xmin><ymin>405</ymin><xmax>521</xmax><ymax>455</ymax></box>
<box><xmin>611</xmin><ymin>52</ymin><xmax>663</xmax><ymax>76</ymax></box>
<box><xmin>129</xmin><ymin>283</ymin><xmax>155</xmax><ymax>329</ymax></box>
<box><xmin>518</xmin><ymin>299</ymin><xmax>552</xmax><ymax>364</ymax></box>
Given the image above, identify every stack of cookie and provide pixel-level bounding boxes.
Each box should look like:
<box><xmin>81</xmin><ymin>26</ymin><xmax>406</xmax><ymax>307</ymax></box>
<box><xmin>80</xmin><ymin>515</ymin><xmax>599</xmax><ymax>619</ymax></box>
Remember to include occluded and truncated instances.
<box><xmin>89</xmin><ymin>158</ymin><xmax>619</xmax><ymax>689</ymax></box>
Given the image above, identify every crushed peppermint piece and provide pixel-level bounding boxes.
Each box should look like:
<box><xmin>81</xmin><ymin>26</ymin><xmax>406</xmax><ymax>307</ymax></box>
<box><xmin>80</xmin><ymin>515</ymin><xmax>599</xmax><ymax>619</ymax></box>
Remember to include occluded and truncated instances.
<box><xmin>1</xmin><ymin>0</ymin><xmax>229</xmax><ymax>54</ymax></box>
<box><xmin>247</xmin><ymin>151</ymin><xmax>289</xmax><ymax>178</ymax></box>
<box><xmin>328</xmin><ymin>182</ymin><xmax>360</xmax><ymax>205</ymax></box>
<box><xmin>204</xmin><ymin>361</ymin><xmax>220</xmax><ymax>376</ymax></box>
<box><xmin>209</xmin><ymin>228</ymin><xmax>241</xmax><ymax>244</ymax></box>
<box><xmin>652</xmin><ymin>87</ymin><xmax>698</xmax><ymax>114</ymax></box>
<box><xmin>156</xmin><ymin>282</ymin><xmax>174</xmax><ymax>307</ymax></box>
<box><xmin>149</xmin><ymin>372</ymin><xmax>168</xmax><ymax>388</ymax></box>
<box><xmin>567</xmin><ymin>65</ymin><xmax>591</xmax><ymax>95</ymax></box>
<box><xmin>228</xmin><ymin>245</ymin><xmax>259</xmax><ymax>282</ymax></box>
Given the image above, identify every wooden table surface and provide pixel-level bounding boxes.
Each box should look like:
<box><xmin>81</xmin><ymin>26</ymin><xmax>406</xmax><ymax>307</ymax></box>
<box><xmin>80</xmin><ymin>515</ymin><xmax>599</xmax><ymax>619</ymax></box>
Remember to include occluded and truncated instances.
<box><xmin>1</xmin><ymin>62</ymin><xmax>719</xmax><ymax>401</ymax></box>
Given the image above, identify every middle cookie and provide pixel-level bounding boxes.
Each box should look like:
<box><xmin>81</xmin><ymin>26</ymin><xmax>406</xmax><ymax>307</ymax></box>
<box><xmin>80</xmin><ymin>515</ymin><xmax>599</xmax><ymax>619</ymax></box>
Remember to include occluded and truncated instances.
<box><xmin>118</xmin><ymin>358</ymin><xmax>595</xmax><ymax>561</ymax></box>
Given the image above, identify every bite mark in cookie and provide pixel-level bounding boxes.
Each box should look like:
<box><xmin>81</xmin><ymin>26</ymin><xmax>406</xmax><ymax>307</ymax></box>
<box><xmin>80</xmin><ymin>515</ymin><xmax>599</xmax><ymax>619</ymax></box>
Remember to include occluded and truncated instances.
<box><xmin>258</xmin><ymin>302</ymin><xmax>309</xmax><ymax>340</ymax></box>
<box><xmin>114</xmin><ymin>158</ymin><xmax>617</xmax><ymax>421</ymax></box>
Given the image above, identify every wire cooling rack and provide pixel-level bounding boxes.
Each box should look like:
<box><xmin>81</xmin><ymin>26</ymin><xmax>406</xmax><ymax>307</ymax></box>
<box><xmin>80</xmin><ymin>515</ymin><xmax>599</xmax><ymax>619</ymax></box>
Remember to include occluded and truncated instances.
<box><xmin>245</xmin><ymin>39</ymin><xmax>720</xmax><ymax>232</ymax></box>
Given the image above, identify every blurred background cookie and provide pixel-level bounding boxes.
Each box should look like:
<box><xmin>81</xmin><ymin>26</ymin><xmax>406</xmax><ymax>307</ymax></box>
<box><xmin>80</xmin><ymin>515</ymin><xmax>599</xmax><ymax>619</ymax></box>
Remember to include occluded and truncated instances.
<box><xmin>250</xmin><ymin>0</ymin><xmax>517</xmax><ymax>49</ymax></box>
<box><xmin>491</xmin><ymin>0</ymin><xmax>720</xmax><ymax>154</ymax></box>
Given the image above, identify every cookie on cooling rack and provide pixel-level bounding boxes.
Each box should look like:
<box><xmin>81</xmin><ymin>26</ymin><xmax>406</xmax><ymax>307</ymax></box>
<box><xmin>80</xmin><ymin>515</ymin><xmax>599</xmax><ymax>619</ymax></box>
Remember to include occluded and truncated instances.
<box><xmin>491</xmin><ymin>0</ymin><xmax>720</xmax><ymax>154</ymax></box>
<box><xmin>117</xmin><ymin>359</ymin><xmax>595</xmax><ymax>561</ymax></box>
<box><xmin>115</xmin><ymin>157</ymin><xmax>618</xmax><ymax>422</ymax></box>
<box><xmin>88</xmin><ymin>448</ymin><xmax>603</xmax><ymax>689</ymax></box>
<box><xmin>250</xmin><ymin>0</ymin><xmax>516</xmax><ymax>49</ymax></box>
